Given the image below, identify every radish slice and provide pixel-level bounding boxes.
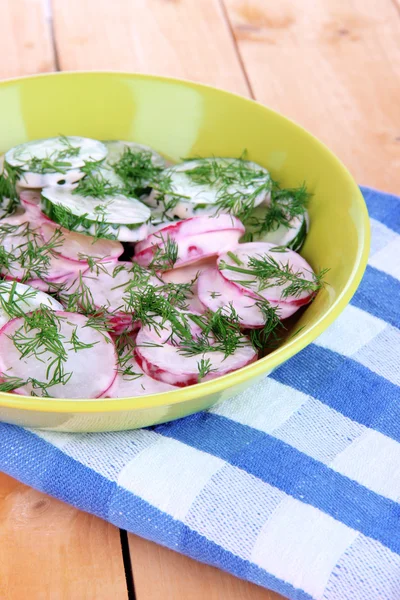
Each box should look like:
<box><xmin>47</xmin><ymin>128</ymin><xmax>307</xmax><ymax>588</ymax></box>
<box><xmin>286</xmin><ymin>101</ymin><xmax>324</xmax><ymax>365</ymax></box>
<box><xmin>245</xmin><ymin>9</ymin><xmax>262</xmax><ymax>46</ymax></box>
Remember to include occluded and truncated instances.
<box><xmin>135</xmin><ymin>215</ymin><xmax>244</xmax><ymax>253</ymax></box>
<box><xmin>106</xmin><ymin>355</ymin><xmax>178</xmax><ymax>398</ymax></box>
<box><xmin>141</xmin><ymin>312</ymin><xmax>203</xmax><ymax>347</ymax></box>
<box><xmin>161</xmin><ymin>258</ymin><xmax>217</xmax><ymax>284</ymax></box>
<box><xmin>63</xmin><ymin>262</ymin><xmax>158</xmax><ymax>324</ymax></box>
<box><xmin>0</xmin><ymin>281</ymin><xmax>63</xmax><ymax>329</ymax></box>
<box><xmin>218</xmin><ymin>242</ymin><xmax>316</xmax><ymax>305</ymax></box>
<box><xmin>161</xmin><ymin>258</ymin><xmax>217</xmax><ymax>313</ymax></box>
<box><xmin>198</xmin><ymin>268</ymin><xmax>265</xmax><ymax>327</ymax></box>
<box><xmin>135</xmin><ymin>215</ymin><xmax>244</xmax><ymax>268</ymax></box>
<box><xmin>197</xmin><ymin>267</ymin><xmax>301</xmax><ymax>323</ymax></box>
<box><xmin>134</xmin><ymin>326</ymin><xmax>257</xmax><ymax>387</ymax></box>
<box><xmin>0</xmin><ymin>225</ymin><xmax>88</xmax><ymax>282</ymax></box>
<box><xmin>40</xmin><ymin>221</ymin><xmax>123</xmax><ymax>263</ymax></box>
<box><xmin>24</xmin><ymin>277</ymin><xmax>71</xmax><ymax>294</ymax></box>
<box><xmin>136</xmin><ymin>229</ymin><xmax>244</xmax><ymax>269</ymax></box>
<box><xmin>63</xmin><ymin>261</ymin><xmax>171</xmax><ymax>335</ymax></box>
<box><xmin>0</xmin><ymin>311</ymin><xmax>117</xmax><ymax>398</ymax></box>
<box><xmin>108</xmin><ymin>314</ymin><xmax>139</xmax><ymax>336</ymax></box>
<box><xmin>44</xmin><ymin>255</ymin><xmax>89</xmax><ymax>282</ymax></box>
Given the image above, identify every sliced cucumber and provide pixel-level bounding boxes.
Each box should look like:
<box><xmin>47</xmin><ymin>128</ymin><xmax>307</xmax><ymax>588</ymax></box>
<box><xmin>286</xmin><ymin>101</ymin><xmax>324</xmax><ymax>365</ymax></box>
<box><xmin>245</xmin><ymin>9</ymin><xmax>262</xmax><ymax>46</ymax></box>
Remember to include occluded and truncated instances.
<box><xmin>287</xmin><ymin>213</ymin><xmax>308</xmax><ymax>252</ymax></box>
<box><xmin>152</xmin><ymin>157</ymin><xmax>271</xmax><ymax>219</ymax></box>
<box><xmin>244</xmin><ymin>205</ymin><xmax>308</xmax><ymax>252</ymax></box>
<box><xmin>103</xmin><ymin>140</ymin><xmax>165</xmax><ymax>168</ymax></box>
<box><xmin>41</xmin><ymin>186</ymin><xmax>151</xmax><ymax>242</ymax></box>
<box><xmin>5</xmin><ymin>136</ymin><xmax>108</xmax><ymax>189</ymax></box>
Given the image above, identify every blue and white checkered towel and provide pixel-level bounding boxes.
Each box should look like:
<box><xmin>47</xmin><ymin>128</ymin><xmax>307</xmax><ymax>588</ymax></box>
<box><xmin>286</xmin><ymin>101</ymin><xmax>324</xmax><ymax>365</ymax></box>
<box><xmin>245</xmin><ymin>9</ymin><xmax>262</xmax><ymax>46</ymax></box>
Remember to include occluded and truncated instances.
<box><xmin>0</xmin><ymin>187</ymin><xmax>399</xmax><ymax>600</ymax></box>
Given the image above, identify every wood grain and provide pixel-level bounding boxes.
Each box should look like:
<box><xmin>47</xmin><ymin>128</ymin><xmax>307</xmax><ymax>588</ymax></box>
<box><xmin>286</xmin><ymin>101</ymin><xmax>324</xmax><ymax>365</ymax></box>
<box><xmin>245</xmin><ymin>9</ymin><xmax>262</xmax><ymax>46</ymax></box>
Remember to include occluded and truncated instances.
<box><xmin>223</xmin><ymin>0</ymin><xmax>400</xmax><ymax>192</ymax></box>
<box><xmin>0</xmin><ymin>0</ymin><xmax>55</xmax><ymax>77</ymax></box>
<box><xmin>129</xmin><ymin>535</ymin><xmax>281</xmax><ymax>599</ymax></box>
<box><xmin>0</xmin><ymin>473</ymin><xmax>128</xmax><ymax>600</ymax></box>
<box><xmin>51</xmin><ymin>0</ymin><xmax>249</xmax><ymax>95</ymax></box>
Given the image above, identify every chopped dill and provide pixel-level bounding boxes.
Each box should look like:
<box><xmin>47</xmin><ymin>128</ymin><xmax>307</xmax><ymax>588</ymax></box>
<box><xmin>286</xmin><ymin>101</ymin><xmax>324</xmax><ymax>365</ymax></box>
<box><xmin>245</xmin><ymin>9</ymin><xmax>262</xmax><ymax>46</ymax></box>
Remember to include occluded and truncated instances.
<box><xmin>197</xmin><ymin>357</ymin><xmax>214</xmax><ymax>380</ymax></box>
<box><xmin>148</xmin><ymin>235</ymin><xmax>178</xmax><ymax>271</ymax></box>
<box><xmin>244</xmin><ymin>182</ymin><xmax>310</xmax><ymax>237</ymax></box>
<box><xmin>72</xmin><ymin>167</ymin><xmax>122</xmax><ymax>199</ymax></box>
<box><xmin>110</xmin><ymin>147</ymin><xmax>164</xmax><ymax>190</ymax></box>
<box><xmin>219</xmin><ymin>252</ymin><xmax>329</xmax><ymax>299</ymax></box>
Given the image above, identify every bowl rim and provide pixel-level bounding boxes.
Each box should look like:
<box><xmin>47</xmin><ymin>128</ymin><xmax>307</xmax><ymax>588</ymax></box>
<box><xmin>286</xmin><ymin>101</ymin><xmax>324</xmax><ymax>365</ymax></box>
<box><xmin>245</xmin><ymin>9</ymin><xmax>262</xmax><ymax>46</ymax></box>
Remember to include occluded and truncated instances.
<box><xmin>0</xmin><ymin>70</ymin><xmax>370</xmax><ymax>413</ymax></box>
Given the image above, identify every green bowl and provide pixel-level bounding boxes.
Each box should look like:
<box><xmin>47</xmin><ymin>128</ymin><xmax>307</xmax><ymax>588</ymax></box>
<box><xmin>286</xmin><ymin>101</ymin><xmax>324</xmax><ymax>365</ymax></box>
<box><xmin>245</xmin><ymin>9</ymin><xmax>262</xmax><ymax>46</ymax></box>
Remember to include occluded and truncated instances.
<box><xmin>0</xmin><ymin>72</ymin><xmax>369</xmax><ymax>432</ymax></box>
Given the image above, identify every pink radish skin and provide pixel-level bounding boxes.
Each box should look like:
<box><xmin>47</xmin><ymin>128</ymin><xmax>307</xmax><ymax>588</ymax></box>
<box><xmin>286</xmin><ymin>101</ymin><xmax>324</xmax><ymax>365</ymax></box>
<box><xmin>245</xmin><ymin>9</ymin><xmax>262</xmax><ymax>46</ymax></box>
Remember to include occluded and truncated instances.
<box><xmin>24</xmin><ymin>276</ymin><xmax>72</xmax><ymax>294</ymax></box>
<box><xmin>161</xmin><ymin>258</ymin><xmax>217</xmax><ymax>313</ymax></box>
<box><xmin>135</xmin><ymin>229</ymin><xmax>243</xmax><ymax>269</ymax></box>
<box><xmin>135</xmin><ymin>215</ymin><xmax>245</xmax><ymax>254</ymax></box>
<box><xmin>20</xmin><ymin>190</ymin><xmax>42</xmax><ymax>211</ymax></box>
<box><xmin>134</xmin><ymin>326</ymin><xmax>257</xmax><ymax>387</ymax></box>
<box><xmin>0</xmin><ymin>311</ymin><xmax>117</xmax><ymax>398</ymax></box>
<box><xmin>40</xmin><ymin>221</ymin><xmax>123</xmax><ymax>263</ymax></box>
<box><xmin>15</xmin><ymin>191</ymin><xmax>50</xmax><ymax>226</ymax></box>
<box><xmin>108</xmin><ymin>314</ymin><xmax>138</xmax><ymax>336</ymax></box>
<box><xmin>106</xmin><ymin>355</ymin><xmax>178</xmax><ymax>398</ymax></box>
<box><xmin>218</xmin><ymin>242</ymin><xmax>316</xmax><ymax>306</ymax></box>
<box><xmin>198</xmin><ymin>268</ymin><xmax>303</xmax><ymax>322</ymax></box>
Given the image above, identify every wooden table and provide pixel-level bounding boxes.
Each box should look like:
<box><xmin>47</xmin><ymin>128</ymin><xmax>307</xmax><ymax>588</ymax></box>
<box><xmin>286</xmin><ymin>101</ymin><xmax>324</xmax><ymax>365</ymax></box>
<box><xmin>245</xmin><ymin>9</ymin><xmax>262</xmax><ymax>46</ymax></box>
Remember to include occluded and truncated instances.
<box><xmin>0</xmin><ymin>1</ymin><xmax>399</xmax><ymax>598</ymax></box>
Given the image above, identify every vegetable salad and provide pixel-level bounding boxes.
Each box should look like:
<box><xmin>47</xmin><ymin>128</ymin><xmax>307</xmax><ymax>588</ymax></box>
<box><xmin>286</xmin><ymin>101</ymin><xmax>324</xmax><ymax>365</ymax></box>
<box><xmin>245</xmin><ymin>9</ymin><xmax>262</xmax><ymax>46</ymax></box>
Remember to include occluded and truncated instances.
<box><xmin>0</xmin><ymin>136</ymin><xmax>326</xmax><ymax>398</ymax></box>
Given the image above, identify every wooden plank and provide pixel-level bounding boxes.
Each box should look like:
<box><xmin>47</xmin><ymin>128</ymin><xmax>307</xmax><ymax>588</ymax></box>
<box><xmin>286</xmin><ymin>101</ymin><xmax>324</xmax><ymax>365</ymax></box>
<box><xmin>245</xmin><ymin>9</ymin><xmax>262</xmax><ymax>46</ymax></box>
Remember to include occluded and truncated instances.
<box><xmin>0</xmin><ymin>473</ymin><xmax>128</xmax><ymax>599</ymax></box>
<box><xmin>0</xmin><ymin>0</ymin><xmax>55</xmax><ymax>78</ymax></box>
<box><xmin>223</xmin><ymin>0</ymin><xmax>400</xmax><ymax>192</ymax></box>
<box><xmin>129</xmin><ymin>535</ymin><xmax>282</xmax><ymax>599</ymax></box>
<box><xmin>51</xmin><ymin>0</ymin><xmax>249</xmax><ymax>95</ymax></box>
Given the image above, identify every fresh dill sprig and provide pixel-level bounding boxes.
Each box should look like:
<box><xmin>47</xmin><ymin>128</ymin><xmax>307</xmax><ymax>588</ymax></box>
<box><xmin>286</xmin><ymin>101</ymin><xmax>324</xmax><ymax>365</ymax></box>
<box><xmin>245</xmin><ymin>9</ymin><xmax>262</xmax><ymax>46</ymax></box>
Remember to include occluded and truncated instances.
<box><xmin>110</xmin><ymin>148</ymin><xmax>164</xmax><ymax>190</ymax></box>
<box><xmin>113</xmin><ymin>332</ymin><xmax>143</xmax><ymax>379</ymax></box>
<box><xmin>219</xmin><ymin>252</ymin><xmax>328</xmax><ymax>299</ymax></box>
<box><xmin>0</xmin><ymin>375</ymin><xmax>27</xmax><ymax>393</ymax></box>
<box><xmin>249</xmin><ymin>300</ymin><xmax>283</xmax><ymax>351</ymax></box>
<box><xmin>72</xmin><ymin>167</ymin><xmax>122</xmax><ymax>199</ymax></box>
<box><xmin>245</xmin><ymin>183</ymin><xmax>310</xmax><ymax>237</ymax></box>
<box><xmin>59</xmin><ymin>273</ymin><xmax>97</xmax><ymax>314</ymax></box>
<box><xmin>0</xmin><ymin>163</ymin><xmax>21</xmax><ymax>212</ymax></box>
<box><xmin>9</xmin><ymin>307</ymin><xmax>71</xmax><ymax>390</ymax></box>
<box><xmin>148</xmin><ymin>235</ymin><xmax>178</xmax><ymax>271</ymax></box>
<box><xmin>0</xmin><ymin>222</ymin><xmax>64</xmax><ymax>282</ymax></box>
<box><xmin>77</xmin><ymin>253</ymin><xmax>113</xmax><ymax>275</ymax></box>
<box><xmin>180</xmin><ymin>306</ymin><xmax>247</xmax><ymax>358</ymax></box>
<box><xmin>69</xmin><ymin>327</ymin><xmax>98</xmax><ymax>352</ymax></box>
<box><xmin>197</xmin><ymin>357</ymin><xmax>214</xmax><ymax>380</ymax></box>
<box><xmin>0</xmin><ymin>281</ymin><xmax>39</xmax><ymax>320</ymax></box>
<box><xmin>57</xmin><ymin>135</ymin><xmax>81</xmax><ymax>159</ymax></box>
<box><xmin>19</xmin><ymin>156</ymin><xmax>73</xmax><ymax>175</ymax></box>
